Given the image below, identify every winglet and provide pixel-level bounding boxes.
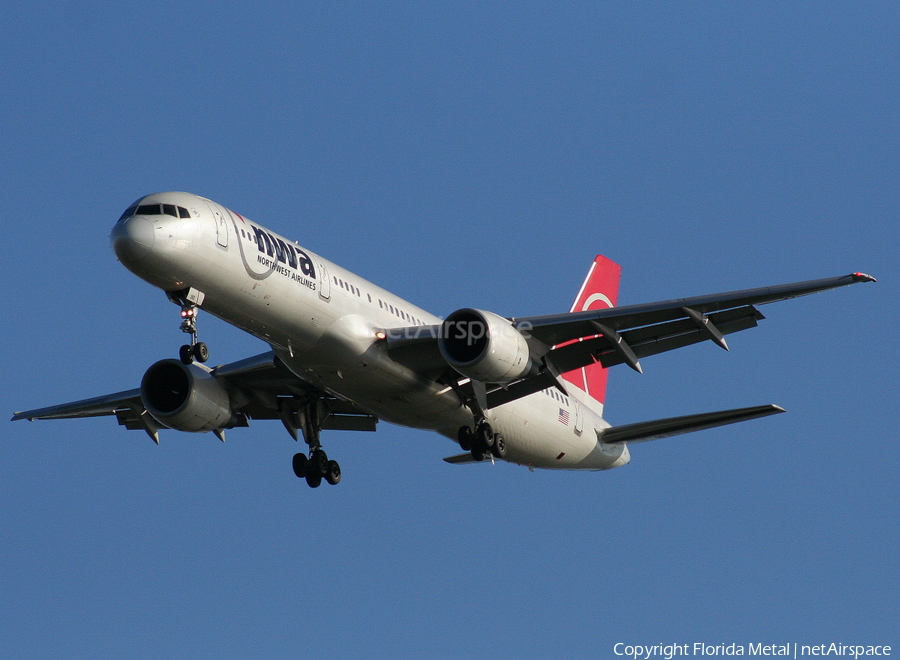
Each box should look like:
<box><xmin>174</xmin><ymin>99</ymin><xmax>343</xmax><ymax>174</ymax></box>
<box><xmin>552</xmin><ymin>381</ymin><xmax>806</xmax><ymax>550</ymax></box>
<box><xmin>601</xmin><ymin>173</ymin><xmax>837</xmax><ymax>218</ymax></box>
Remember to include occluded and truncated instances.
<box><xmin>851</xmin><ymin>272</ymin><xmax>876</xmax><ymax>283</ymax></box>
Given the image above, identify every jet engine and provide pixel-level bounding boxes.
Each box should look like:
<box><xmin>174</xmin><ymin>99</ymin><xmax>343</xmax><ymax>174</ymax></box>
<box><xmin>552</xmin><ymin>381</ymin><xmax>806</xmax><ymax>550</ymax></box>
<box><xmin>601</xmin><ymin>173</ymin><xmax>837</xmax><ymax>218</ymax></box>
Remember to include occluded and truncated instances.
<box><xmin>438</xmin><ymin>308</ymin><xmax>533</xmax><ymax>383</ymax></box>
<box><xmin>141</xmin><ymin>359</ymin><xmax>234</xmax><ymax>432</ymax></box>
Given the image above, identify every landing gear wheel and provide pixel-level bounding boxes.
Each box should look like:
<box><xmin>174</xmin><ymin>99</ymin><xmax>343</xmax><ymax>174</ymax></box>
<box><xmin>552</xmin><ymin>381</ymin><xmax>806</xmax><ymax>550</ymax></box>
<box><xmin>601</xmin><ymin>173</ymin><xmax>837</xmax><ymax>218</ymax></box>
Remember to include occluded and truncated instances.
<box><xmin>325</xmin><ymin>460</ymin><xmax>342</xmax><ymax>485</ymax></box>
<box><xmin>310</xmin><ymin>449</ymin><xmax>329</xmax><ymax>477</ymax></box>
<box><xmin>476</xmin><ymin>422</ymin><xmax>494</xmax><ymax>450</ymax></box>
<box><xmin>292</xmin><ymin>452</ymin><xmax>308</xmax><ymax>478</ymax></box>
<box><xmin>193</xmin><ymin>342</ymin><xmax>209</xmax><ymax>363</ymax></box>
<box><xmin>179</xmin><ymin>344</ymin><xmax>193</xmax><ymax>364</ymax></box>
<box><xmin>492</xmin><ymin>434</ymin><xmax>507</xmax><ymax>459</ymax></box>
<box><xmin>457</xmin><ymin>426</ymin><xmax>473</xmax><ymax>452</ymax></box>
<box><xmin>471</xmin><ymin>447</ymin><xmax>486</xmax><ymax>461</ymax></box>
<box><xmin>305</xmin><ymin>471</ymin><xmax>323</xmax><ymax>488</ymax></box>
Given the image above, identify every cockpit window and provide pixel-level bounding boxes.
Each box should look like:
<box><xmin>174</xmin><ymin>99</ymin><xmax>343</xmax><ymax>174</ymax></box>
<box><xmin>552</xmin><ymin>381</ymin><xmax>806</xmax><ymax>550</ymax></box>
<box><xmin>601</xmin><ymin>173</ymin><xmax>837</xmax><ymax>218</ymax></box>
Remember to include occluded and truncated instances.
<box><xmin>119</xmin><ymin>202</ymin><xmax>192</xmax><ymax>221</ymax></box>
<box><xmin>118</xmin><ymin>205</ymin><xmax>138</xmax><ymax>222</ymax></box>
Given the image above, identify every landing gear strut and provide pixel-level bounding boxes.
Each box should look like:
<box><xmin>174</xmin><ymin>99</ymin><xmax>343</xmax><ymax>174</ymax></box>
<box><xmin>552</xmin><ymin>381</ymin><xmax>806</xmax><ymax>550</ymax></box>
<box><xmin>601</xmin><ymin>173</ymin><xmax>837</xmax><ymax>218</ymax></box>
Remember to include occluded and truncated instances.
<box><xmin>167</xmin><ymin>289</ymin><xmax>209</xmax><ymax>365</ymax></box>
<box><xmin>283</xmin><ymin>397</ymin><xmax>342</xmax><ymax>488</ymax></box>
<box><xmin>458</xmin><ymin>420</ymin><xmax>506</xmax><ymax>461</ymax></box>
<box><xmin>177</xmin><ymin>302</ymin><xmax>208</xmax><ymax>365</ymax></box>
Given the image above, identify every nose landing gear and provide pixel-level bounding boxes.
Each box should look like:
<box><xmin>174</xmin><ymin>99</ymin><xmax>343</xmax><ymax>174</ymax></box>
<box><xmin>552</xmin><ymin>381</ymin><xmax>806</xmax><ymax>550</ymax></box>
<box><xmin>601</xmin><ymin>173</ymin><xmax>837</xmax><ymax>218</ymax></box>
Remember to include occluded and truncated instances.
<box><xmin>168</xmin><ymin>289</ymin><xmax>209</xmax><ymax>365</ymax></box>
<box><xmin>178</xmin><ymin>305</ymin><xmax>209</xmax><ymax>364</ymax></box>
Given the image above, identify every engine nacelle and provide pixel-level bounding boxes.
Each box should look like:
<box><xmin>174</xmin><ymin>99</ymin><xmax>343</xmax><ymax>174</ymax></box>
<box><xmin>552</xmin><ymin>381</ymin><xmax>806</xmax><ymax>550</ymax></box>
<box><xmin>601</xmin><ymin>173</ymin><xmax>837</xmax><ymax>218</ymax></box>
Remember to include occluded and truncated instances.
<box><xmin>439</xmin><ymin>308</ymin><xmax>533</xmax><ymax>383</ymax></box>
<box><xmin>141</xmin><ymin>359</ymin><xmax>234</xmax><ymax>432</ymax></box>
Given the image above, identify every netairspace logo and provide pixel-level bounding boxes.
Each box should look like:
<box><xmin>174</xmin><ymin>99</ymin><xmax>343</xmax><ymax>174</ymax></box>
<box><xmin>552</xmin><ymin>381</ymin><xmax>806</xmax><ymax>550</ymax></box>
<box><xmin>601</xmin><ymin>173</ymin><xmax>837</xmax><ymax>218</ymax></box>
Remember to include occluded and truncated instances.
<box><xmin>613</xmin><ymin>643</ymin><xmax>892</xmax><ymax>660</ymax></box>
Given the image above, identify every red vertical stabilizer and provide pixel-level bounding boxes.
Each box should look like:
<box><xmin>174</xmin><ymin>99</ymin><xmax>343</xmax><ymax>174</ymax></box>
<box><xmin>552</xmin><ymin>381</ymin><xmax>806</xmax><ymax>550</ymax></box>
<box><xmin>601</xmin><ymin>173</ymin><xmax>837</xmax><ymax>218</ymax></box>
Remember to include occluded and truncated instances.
<box><xmin>561</xmin><ymin>255</ymin><xmax>622</xmax><ymax>408</ymax></box>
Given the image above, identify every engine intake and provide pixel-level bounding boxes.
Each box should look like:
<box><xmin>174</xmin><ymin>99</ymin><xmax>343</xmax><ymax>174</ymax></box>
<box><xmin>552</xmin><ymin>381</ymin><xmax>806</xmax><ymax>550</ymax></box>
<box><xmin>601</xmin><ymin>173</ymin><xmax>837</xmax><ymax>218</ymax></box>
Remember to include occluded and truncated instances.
<box><xmin>439</xmin><ymin>308</ymin><xmax>533</xmax><ymax>383</ymax></box>
<box><xmin>141</xmin><ymin>359</ymin><xmax>234</xmax><ymax>432</ymax></box>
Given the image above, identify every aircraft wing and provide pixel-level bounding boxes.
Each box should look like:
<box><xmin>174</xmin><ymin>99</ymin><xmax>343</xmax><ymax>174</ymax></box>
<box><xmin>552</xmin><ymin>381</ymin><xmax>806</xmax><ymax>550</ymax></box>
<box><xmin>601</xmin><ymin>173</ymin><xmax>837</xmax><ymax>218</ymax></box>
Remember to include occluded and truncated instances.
<box><xmin>513</xmin><ymin>272</ymin><xmax>876</xmax><ymax>348</ymax></box>
<box><xmin>12</xmin><ymin>389</ymin><xmax>143</xmax><ymax>421</ymax></box>
<box><xmin>12</xmin><ymin>351</ymin><xmax>378</xmax><ymax>442</ymax></box>
<box><xmin>387</xmin><ymin>272</ymin><xmax>875</xmax><ymax>409</ymax></box>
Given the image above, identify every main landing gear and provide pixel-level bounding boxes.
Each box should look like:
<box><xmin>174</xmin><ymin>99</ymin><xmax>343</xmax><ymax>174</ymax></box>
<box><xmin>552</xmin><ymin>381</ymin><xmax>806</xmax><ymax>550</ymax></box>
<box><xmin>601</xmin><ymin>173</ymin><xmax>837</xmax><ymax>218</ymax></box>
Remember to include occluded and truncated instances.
<box><xmin>292</xmin><ymin>449</ymin><xmax>342</xmax><ymax>488</ymax></box>
<box><xmin>458</xmin><ymin>420</ymin><xmax>507</xmax><ymax>462</ymax></box>
<box><xmin>283</xmin><ymin>397</ymin><xmax>343</xmax><ymax>488</ymax></box>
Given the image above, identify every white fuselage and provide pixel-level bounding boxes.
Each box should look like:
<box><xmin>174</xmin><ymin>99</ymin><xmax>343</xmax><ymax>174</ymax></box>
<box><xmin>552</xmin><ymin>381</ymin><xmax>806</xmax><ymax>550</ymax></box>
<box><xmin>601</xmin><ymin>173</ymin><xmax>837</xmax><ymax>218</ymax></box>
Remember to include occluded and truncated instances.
<box><xmin>111</xmin><ymin>192</ymin><xmax>630</xmax><ymax>471</ymax></box>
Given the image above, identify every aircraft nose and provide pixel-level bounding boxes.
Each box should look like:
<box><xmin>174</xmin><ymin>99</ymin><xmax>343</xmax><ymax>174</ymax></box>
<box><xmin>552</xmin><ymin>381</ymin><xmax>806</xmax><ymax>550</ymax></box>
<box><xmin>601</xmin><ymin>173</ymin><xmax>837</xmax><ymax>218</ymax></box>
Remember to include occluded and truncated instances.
<box><xmin>111</xmin><ymin>215</ymin><xmax>155</xmax><ymax>256</ymax></box>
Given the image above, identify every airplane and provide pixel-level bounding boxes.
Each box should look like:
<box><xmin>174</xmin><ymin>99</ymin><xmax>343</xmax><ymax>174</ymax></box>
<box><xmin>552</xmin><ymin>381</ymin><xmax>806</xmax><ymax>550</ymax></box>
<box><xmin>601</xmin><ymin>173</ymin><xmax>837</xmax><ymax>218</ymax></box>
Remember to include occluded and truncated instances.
<box><xmin>12</xmin><ymin>192</ymin><xmax>876</xmax><ymax>487</ymax></box>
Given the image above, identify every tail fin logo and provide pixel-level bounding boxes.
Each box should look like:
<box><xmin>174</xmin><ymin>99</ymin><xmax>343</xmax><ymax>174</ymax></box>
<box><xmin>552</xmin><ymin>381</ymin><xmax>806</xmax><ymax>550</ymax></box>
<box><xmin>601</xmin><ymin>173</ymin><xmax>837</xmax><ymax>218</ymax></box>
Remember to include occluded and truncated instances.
<box><xmin>561</xmin><ymin>255</ymin><xmax>622</xmax><ymax>410</ymax></box>
<box><xmin>581</xmin><ymin>293</ymin><xmax>614</xmax><ymax>311</ymax></box>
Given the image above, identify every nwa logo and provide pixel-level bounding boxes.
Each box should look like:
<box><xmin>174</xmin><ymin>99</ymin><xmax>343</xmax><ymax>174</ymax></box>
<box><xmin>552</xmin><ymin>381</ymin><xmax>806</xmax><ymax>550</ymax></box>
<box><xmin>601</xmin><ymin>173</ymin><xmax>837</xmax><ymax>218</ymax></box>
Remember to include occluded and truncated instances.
<box><xmin>251</xmin><ymin>226</ymin><xmax>316</xmax><ymax>279</ymax></box>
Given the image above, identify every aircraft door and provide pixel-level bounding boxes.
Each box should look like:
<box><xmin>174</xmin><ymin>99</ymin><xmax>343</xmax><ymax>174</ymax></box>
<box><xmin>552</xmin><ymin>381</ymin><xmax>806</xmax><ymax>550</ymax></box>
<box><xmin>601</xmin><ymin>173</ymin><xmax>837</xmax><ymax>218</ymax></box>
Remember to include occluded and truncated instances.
<box><xmin>318</xmin><ymin>261</ymin><xmax>331</xmax><ymax>301</ymax></box>
<box><xmin>574</xmin><ymin>401</ymin><xmax>584</xmax><ymax>435</ymax></box>
<box><xmin>206</xmin><ymin>203</ymin><xmax>229</xmax><ymax>248</ymax></box>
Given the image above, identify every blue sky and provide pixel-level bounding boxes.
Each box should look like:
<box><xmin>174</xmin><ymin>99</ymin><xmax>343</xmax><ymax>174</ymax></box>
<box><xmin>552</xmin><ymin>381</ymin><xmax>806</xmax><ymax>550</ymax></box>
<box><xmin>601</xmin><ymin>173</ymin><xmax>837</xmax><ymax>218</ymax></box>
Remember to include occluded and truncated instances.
<box><xmin>2</xmin><ymin>3</ymin><xmax>897</xmax><ymax>658</ymax></box>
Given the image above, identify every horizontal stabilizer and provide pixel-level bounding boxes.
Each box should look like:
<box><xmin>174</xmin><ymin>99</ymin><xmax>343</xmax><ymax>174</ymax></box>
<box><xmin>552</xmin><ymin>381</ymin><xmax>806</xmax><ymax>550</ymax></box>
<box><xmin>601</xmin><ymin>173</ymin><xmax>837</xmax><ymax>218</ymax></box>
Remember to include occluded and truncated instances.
<box><xmin>598</xmin><ymin>404</ymin><xmax>785</xmax><ymax>445</ymax></box>
<box><xmin>443</xmin><ymin>452</ymin><xmax>481</xmax><ymax>465</ymax></box>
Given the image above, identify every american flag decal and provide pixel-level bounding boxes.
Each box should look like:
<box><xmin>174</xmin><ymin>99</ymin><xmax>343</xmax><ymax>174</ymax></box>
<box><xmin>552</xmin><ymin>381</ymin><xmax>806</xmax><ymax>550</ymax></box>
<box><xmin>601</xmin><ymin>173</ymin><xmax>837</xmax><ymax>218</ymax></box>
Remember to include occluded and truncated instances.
<box><xmin>558</xmin><ymin>408</ymin><xmax>570</xmax><ymax>425</ymax></box>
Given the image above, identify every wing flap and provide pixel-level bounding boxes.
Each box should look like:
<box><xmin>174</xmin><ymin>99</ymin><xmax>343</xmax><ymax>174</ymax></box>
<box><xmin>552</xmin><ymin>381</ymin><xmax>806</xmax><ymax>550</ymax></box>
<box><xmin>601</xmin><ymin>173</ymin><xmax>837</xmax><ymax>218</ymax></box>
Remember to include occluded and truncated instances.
<box><xmin>480</xmin><ymin>306</ymin><xmax>763</xmax><ymax>409</ymax></box>
<box><xmin>322</xmin><ymin>413</ymin><xmax>378</xmax><ymax>432</ymax></box>
<box><xmin>547</xmin><ymin>305</ymin><xmax>763</xmax><ymax>374</ymax></box>
<box><xmin>598</xmin><ymin>404</ymin><xmax>785</xmax><ymax>444</ymax></box>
